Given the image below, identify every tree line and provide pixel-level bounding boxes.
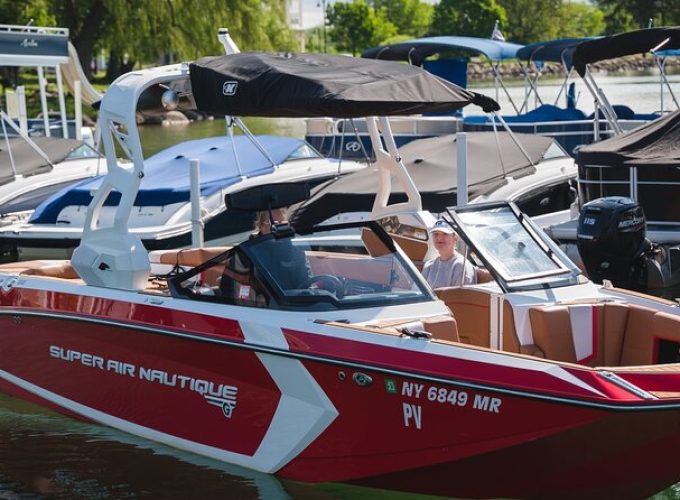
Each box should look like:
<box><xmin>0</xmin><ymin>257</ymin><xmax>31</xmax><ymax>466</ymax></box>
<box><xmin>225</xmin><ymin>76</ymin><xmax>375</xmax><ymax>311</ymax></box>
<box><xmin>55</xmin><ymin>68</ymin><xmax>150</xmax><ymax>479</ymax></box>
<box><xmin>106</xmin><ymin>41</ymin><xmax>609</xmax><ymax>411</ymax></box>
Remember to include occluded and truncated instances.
<box><xmin>1</xmin><ymin>0</ymin><xmax>678</xmax><ymax>81</ymax></box>
<box><xmin>325</xmin><ymin>0</ymin><xmax>680</xmax><ymax>55</ymax></box>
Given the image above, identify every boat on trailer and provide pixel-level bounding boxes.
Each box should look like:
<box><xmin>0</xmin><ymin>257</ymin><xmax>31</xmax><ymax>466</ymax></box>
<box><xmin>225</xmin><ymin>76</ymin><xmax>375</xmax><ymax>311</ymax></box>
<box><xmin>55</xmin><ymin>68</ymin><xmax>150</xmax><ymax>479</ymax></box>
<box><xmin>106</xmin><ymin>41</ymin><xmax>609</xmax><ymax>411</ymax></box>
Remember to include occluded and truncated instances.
<box><xmin>2</xmin><ymin>52</ymin><xmax>680</xmax><ymax>499</ymax></box>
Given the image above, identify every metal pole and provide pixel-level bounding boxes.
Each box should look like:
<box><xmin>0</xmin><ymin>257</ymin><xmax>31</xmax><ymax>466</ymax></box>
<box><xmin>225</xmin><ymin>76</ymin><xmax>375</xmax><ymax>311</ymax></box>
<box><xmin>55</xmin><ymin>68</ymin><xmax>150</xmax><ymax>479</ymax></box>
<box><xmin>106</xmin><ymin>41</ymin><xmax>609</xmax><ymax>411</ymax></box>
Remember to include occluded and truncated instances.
<box><xmin>226</xmin><ymin>117</ymin><xmax>244</xmax><ymax>177</ymax></box>
<box><xmin>74</xmin><ymin>80</ymin><xmax>83</xmax><ymax>140</ymax></box>
<box><xmin>16</xmin><ymin>86</ymin><xmax>28</xmax><ymax>135</ymax></box>
<box><xmin>55</xmin><ymin>65</ymin><xmax>69</xmax><ymax>138</ymax></box>
<box><xmin>456</xmin><ymin>132</ymin><xmax>468</xmax><ymax>207</ymax></box>
<box><xmin>37</xmin><ymin>66</ymin><xmax>51</xmax><ymax>137</ymax></box>
<box><xmin>190</xmin><ymin>158</ymin><xmax>204</xmax><ymax>247</ymax></box>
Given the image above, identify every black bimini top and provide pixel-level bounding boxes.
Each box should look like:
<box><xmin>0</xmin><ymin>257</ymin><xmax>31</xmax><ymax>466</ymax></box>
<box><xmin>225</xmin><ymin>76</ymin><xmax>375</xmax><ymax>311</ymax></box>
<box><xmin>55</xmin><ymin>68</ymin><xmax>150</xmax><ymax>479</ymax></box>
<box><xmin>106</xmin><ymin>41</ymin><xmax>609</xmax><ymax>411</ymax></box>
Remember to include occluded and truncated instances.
<box><xmin>292</xmin><ymin>132</ymin><xmax>557</xmax><ymax>228</ymax></box>
<box><xmin>572</xmin><ymin>27</ymin><xmax>680</xmax><ymax>77</ymax></box>
<box><xmin>189</xmin><ymin>52</ymin><xmax>499</xmax><ymax>118</ymax></box>
<box><xmin>578</xmin><ymin>109</ymin><xmax>680</xmax><ymax>168</ymax></box>
<box><xmin>0</xmin><ymin>136</ymin><xmax>83</xmax><ymax>185</ymax></box>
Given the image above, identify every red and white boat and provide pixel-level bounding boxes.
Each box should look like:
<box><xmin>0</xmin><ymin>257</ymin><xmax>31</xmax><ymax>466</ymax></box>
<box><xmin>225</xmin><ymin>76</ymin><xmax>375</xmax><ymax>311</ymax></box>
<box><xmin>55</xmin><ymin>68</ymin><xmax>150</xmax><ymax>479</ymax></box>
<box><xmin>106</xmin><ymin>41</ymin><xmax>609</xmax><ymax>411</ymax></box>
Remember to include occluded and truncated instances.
<box><xmin>1</xmin><ymin>52</ymin><xmax>680</xmax><ymax>499</ymax></box>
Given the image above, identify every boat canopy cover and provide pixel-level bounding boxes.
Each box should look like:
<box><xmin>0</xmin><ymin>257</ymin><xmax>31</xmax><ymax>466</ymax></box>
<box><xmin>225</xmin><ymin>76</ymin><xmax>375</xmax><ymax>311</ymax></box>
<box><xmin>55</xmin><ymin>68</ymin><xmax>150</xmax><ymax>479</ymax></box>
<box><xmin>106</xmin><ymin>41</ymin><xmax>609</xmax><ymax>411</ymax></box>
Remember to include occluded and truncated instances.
<box><xmin>29</xmin><ymin>135</ymin><xmax>307</xmax><ymax>224</ymax></box>
<box><xmin>573</xmin><ymin>27</ymin><xmax>680</xmax><ymax>77</ymax></box>
<box><xmin>291</xmin><ymin>132</ymin><xmax>556</xmax><ymax>228</ymax></box>
<box><xmin>189</xmin><ymin>52</ymin><xmax>499</xmax><ymax>118</ymax></box>
<box><xmin>361</xmin><ymin>36</ymin><xmax>523</xmax><ymax>65</ymax></box>
<box><xmin>0</xmin><ymin>136</ymin><xmax>82</xmax><ymax>185</ymax></box>
<box><xmin>516</xmin><ymin>37</ymin><xmax>596</xmax><ymax>68</ymax></box>
<box><xmin>577</xmin><ymin>109</ymin><xmax>680</xmax><ymax>168</ymax></box>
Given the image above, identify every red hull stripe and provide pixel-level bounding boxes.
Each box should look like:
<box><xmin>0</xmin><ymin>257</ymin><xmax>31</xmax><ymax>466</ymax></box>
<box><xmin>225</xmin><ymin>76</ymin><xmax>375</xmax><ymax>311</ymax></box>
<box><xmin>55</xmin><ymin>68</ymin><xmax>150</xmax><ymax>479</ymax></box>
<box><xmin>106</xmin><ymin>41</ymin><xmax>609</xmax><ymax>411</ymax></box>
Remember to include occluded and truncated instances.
<box><xmin>1</xmin><ymin>287</ymin><xmax>674</xmax><ymax>410</ymax></box>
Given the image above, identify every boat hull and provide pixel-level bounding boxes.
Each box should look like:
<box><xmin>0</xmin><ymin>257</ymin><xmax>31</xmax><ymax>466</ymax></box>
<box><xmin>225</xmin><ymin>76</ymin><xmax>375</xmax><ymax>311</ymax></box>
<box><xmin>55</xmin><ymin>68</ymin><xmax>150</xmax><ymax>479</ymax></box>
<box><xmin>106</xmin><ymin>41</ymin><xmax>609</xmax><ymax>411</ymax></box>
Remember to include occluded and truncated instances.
<box><xmin>1</xmin><ymin>288</ymin><xmax>680</xmax><ymax>498</ymax></box>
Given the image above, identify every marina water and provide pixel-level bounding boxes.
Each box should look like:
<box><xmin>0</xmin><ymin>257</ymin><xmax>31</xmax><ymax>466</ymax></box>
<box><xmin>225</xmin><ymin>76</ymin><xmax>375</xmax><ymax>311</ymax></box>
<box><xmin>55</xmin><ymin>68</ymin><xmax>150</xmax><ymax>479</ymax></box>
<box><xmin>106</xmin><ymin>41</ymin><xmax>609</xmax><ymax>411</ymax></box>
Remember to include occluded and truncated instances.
<box><xmin>2</xmin><ymin>74</ymin><xmax>680</xmax><ymax>499</ymax></box>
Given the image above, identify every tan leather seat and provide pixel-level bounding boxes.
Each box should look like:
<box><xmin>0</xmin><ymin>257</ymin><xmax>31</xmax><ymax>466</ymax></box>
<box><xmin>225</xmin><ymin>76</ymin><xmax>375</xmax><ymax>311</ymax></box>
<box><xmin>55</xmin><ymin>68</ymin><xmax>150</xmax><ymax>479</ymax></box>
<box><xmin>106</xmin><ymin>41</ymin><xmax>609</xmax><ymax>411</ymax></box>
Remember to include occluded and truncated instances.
<box><xmin>435</xmin><ymin>287</ymin><xmax>491</xmax><ymax>347</ymax></box>
<box><xmin>0</xmin><ymin>260</ymin><xmax>80</xmax><ymax>280</ymax></box>
<box><xmin>149</xmin><ymin>247</ymin><xmax>231</xmax><ymax>268</ymax></box>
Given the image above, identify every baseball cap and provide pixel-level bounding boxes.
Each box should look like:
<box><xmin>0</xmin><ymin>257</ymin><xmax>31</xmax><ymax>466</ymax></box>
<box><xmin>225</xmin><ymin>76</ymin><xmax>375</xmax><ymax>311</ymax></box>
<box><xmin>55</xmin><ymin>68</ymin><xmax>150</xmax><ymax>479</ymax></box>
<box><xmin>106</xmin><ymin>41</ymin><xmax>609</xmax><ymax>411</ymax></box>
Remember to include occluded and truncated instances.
<box><xmin>429</xmin><ymin>219</ymin><xmax>454</xmax><ymax>235</ymax></box>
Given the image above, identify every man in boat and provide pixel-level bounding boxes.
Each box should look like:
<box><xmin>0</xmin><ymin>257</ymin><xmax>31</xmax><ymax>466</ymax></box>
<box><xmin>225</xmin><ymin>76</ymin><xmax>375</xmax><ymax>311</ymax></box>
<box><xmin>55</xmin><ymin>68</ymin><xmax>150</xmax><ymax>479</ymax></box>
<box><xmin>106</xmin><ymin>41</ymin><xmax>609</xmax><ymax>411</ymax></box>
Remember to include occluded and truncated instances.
<box><xmin>422</xmin><ymin>219</ymin><xmax>477</xmax><ymax>288</ymax></box>
<box><xmin>219</xmin><ymin>207</ymin><xmax>310</xmax><ymax>304</ymax></box>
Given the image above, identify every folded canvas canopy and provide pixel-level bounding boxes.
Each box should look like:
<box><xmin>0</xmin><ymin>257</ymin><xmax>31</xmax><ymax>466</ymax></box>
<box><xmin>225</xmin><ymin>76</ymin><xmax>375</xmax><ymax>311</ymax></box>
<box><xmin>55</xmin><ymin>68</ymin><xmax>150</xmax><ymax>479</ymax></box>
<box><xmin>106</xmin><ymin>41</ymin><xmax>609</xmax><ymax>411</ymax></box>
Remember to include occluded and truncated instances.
<box><xmin>577</xmin><ymin>110</ymin><xmax>680</xmax><ymax>224</ymax></box>
<box><xmin>578</xmin><ymin>109</ymin><xmax>680</xmax><ymax>167</ymax></box>
<box><xmin>30</xmin><ymin>135</ymin><xmax>307</xmax><ymax>224</ymax></box>
<box><xmin>189</xmin><ymin>52</ymin><xmax>499</xmax><ymax>118</ymax></box>
<box><xmin>292</xmin><ymin>132</ymin><xmax>556</xmax><ymax>228</ymax></box>
<box><xmin>0</xmin><ymin>136</ymin><xmax>82</xmax><ymax>185</ymax></box>
<box><xmin>572</xmin><ymin>27</ymin><xmax>680</xmax><ymax>77</ymax></box>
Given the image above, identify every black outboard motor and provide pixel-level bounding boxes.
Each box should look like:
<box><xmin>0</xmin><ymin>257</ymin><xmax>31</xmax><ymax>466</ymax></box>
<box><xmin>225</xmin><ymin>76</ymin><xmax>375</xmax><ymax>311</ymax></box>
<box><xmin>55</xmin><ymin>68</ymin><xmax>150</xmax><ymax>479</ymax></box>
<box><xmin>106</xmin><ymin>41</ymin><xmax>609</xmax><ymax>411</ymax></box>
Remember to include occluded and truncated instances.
<box><xmin>577</xmin><ymin>197</ymin><xmax>646</xmax><ymax>288</ymax></box>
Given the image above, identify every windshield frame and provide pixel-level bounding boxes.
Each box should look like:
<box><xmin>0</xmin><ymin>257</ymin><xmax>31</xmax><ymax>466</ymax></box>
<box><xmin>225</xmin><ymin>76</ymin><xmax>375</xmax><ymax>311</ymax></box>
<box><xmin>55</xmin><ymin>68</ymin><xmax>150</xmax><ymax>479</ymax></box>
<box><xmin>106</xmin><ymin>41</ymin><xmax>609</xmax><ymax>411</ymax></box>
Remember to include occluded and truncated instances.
<box><xmin>168</xmin><ymin>219</ymin><xmax>436</xmax><ymax>311</ymax></box>
<box><xmin>446</xmin><ymin>201</ymin><xmax>582</xmax><ymax>292</ymax></box>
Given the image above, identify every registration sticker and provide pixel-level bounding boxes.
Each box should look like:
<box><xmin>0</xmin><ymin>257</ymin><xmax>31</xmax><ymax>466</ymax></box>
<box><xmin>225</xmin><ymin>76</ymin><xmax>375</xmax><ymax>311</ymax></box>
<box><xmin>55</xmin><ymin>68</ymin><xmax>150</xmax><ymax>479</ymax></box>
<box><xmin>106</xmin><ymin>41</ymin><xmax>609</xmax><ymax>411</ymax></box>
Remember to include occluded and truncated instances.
<box><xmin>237</xmin><ymin>285</ymin><xmax>251</xmax><ymax>300</ymax></box>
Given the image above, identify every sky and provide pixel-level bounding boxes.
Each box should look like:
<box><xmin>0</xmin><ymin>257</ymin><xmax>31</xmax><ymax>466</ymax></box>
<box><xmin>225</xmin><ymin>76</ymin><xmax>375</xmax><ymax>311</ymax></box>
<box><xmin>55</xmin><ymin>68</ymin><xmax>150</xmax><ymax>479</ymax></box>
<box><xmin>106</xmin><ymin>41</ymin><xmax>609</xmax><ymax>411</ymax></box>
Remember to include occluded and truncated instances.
<box><xmin>299</xmin><ymin>0</ymin><xmax>324</xmax><ymax>29</ymax></box>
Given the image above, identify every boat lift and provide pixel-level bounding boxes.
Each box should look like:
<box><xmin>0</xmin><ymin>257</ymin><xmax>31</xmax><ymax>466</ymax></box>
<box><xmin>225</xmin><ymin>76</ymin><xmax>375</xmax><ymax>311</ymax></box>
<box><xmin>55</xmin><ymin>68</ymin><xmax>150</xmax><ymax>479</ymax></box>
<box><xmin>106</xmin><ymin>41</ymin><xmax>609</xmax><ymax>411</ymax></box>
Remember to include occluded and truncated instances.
<box><xmin>0</xmin><ymin>23</ymin><xmax>100</xmax><ymax>141</ymax></box>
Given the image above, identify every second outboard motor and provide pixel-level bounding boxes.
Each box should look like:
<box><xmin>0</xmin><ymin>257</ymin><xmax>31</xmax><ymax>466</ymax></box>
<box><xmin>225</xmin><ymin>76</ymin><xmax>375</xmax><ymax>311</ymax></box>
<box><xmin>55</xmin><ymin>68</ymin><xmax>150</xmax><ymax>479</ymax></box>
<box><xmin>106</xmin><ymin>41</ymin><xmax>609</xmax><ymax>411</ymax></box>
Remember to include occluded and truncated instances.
<box><xmin>577</xmin><ymin>196</ymin><xmax>646</xmax><ymax>288</ymax></box>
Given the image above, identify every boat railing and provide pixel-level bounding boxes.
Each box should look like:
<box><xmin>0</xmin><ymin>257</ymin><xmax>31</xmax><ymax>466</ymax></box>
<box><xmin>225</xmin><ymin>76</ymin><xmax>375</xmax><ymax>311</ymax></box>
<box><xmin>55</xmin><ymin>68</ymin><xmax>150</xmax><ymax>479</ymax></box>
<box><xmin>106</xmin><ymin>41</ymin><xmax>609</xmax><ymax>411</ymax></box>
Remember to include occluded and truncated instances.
<box><xmin>578</xmin><ymin>175</ymin><xmax>680</xmax><ymax>227</ymax></box>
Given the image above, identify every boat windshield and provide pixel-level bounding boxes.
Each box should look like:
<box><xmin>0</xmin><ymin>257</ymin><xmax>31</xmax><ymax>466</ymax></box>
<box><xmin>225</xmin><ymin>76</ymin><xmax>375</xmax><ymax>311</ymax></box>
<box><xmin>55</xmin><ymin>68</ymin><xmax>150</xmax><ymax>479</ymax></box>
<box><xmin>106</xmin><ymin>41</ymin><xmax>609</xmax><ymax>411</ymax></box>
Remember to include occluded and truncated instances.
<box><xmin>66</xmin><ymin>143</ymin><xmax>101</xmax><ymax>160</ymax></box>
<box><xmin>448</xmin><ymin>202</ymin><xmax>581</xmax><ymax>291</ymax></box>
<box><xmin>170</xmin><ymin>222</ymin><xmax>434</xmax><ymax>311</ymax></box>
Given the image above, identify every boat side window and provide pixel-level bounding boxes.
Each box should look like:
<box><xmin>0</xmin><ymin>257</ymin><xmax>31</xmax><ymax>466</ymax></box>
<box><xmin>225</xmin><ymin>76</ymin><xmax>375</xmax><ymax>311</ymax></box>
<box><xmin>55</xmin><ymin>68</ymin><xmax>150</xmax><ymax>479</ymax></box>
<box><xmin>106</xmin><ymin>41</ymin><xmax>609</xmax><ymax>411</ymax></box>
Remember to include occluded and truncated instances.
<box><xmin>514</xmin><ymin>181</ymin><xmax>575</xmax><ymax>217</ymax></box>
<box><xmin>286</xmin><ymin>143</ymin><xmax>321</xmax><ymax>160</ymax></box>
<box><xmin>65</xmin><ymin>143</ymin><xmax>101</xmax><ymax>160</ymax></box>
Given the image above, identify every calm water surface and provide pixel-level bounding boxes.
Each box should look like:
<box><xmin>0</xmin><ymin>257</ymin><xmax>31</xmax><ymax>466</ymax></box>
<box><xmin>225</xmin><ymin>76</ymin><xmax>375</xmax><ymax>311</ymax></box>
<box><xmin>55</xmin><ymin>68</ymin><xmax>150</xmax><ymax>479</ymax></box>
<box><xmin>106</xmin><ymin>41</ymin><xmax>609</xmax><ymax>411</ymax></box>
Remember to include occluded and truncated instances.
<box><xmin>3</xmin><ymin>75</ymin><xmax>680</xmax><ymax>499</ymax></box>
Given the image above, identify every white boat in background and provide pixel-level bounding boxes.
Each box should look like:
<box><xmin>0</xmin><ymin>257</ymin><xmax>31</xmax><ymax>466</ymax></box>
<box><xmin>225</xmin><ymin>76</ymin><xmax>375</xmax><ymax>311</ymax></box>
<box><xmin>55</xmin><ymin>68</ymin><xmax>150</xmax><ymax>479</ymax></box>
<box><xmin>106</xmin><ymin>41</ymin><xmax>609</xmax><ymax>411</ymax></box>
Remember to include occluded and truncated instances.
<box><xmin>0</xmin><ymin>21</ymin><xmax>107</xmax><ymax>264</ymax></box>
<box><xmin>0</xmin><ymin>132</ymin><xmax>364</xmax><ymax>261</ymax></box>
<box><xmin>0</xmin><ymin>116</ymin><xmax>105</xmax><ymax>260</ymax></box>
<box><xmin>0</xmin><ymin>28</ymin><xmax>364</xmax><ymax>261</ymax></box>
<box><xmin>292</xmin><ymin>131</ymin><xmax>577</xmax><ymax>233</ymax></box>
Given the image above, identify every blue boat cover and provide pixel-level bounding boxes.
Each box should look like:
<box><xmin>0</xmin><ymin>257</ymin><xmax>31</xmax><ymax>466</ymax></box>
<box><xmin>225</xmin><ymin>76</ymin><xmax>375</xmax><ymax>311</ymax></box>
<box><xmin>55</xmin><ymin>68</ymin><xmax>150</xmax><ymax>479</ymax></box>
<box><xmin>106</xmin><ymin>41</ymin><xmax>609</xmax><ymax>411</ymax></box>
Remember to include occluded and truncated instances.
<box><xmin>30</xmin><ymin>135</ymin><xmax>308</xmax><ymax>224</ymax></box>
<box><xmin>463</xmin><ymin>104</ymin><xmax>587</xmax><ymax>124</ymax></box>
<box><xmin>362</xmin><ymin>36</ymin><xmax>523</xmax><ymax>66</ymax></box>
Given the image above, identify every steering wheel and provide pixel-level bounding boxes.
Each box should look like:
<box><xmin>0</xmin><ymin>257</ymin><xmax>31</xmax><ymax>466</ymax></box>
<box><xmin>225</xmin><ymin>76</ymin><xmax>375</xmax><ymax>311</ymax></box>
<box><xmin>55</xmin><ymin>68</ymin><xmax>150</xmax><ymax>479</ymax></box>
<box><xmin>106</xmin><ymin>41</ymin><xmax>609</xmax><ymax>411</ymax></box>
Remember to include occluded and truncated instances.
<box><xmin>298</xmin><ymin>275</ymin><xmax>345</xmax><ymax>298</ymax></box>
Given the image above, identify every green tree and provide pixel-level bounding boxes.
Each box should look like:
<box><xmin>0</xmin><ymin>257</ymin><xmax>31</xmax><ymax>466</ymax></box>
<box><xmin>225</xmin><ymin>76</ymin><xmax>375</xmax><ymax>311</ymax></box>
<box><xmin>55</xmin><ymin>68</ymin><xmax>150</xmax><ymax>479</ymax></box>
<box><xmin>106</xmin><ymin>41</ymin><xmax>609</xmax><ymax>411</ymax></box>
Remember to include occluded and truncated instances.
<box><xmin>555</xmin><ymin>2</ymin><xmax>606</xmax><ymax>38</ymax></box>
<box><xmin>49</xmin><ymin>0</ymin><xmax>298</xmax><ymax>80</ymax></box>
<box><xmin>595</xmin><ymin>0</ymin><xmax>680</xmax><ymax>33</ymax></box>
<box><xmin>498</xmin><ymin>0</ymin><xmax>560</xmax><ymax>43</ymax></box>
<box><xmin>327</xmin><ymin>0</ymin><xmax>397</xmax><ymax>56</ymax></box>
<box><xmin>429</xmin><ymin>0</ymin><xmax>506</xmax><ymax>38</ymax></box>
<box><xmin>0</xmin><ymin>0</ymin><xmax>54</xmax><ymax>25</ymax></box>
<box><xmin>373</xmin><ymin>0</ymin><xmax>433</xmax><ymax>38</ymax></box>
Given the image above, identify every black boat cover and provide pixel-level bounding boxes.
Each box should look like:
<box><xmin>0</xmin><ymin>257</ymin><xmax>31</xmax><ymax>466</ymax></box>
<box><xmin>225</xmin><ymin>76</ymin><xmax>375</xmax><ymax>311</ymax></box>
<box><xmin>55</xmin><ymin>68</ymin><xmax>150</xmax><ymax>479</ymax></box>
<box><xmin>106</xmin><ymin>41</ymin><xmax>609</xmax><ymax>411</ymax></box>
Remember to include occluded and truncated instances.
<box><xmin>291</xmin><ymin>132</ymin><xmax>557</xmax><ymax>228</ymax></box>
<box><xmin>189</xmin><ymin>52</ymin><xmax>499</xmax><ymax>118</ymax></box>
<box><xmin>0</xmin><ymin>136</ymin><xmax>83</xmax><ymax>186</ymax></box>
<box><xmin>572</xmin><ymin>27</ymin><xmax>680</xmax><ymax>77</ymax></box>
<box><xmin>577</xmin><ymin>109</ymin><xmax>680</xmax><ymax>167</ymax></box>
